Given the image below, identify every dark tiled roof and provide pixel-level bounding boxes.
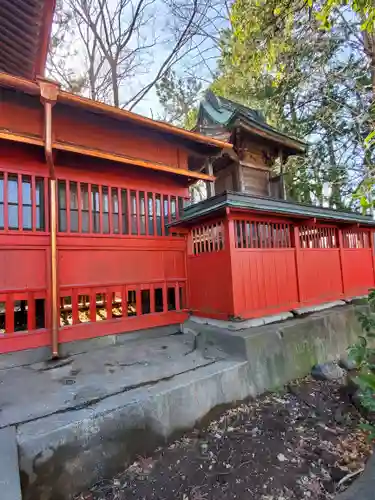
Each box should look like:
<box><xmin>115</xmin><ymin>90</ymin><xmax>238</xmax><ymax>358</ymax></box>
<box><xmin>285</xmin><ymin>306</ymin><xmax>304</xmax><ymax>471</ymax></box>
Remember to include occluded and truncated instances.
<box><xmin>195</xmin><ymin>91</ymin><xmax>307</xmax><ymax>154</ymax></box>
<box><xmin>173</xmin><ymin>191</ymin><xmax>375</xmax><ymax>227</ymax></box>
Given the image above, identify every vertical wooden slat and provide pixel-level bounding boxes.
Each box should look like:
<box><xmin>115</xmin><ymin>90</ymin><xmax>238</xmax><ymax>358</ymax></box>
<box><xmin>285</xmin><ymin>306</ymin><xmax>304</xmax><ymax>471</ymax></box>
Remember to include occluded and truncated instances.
<box><xmin>118</xmin><ymin>188</ymin><xmax>123</xmax><ymax>235</ymax></box>
<box><xmin>6</xmin><ymin>294</ymin><xmax>14</xmax><ymax>334</ymax></box>
<box><xmin>136</xmin><ymin>288</ymin><xmax>141</xmax><ymax>316</ymax></box>
<box><xmin>3</xmin><ymin>172</ymin><xmax>8</xmax><ymax>231</ymax></box>
<box><xmin>44</xmin><ymin>175</ymin><xmax>49</xmax><ymax>232</ymax></box>
<box><xmin>135</xmin><ymin>191</ymin><xmax>140</xmax><ymax>236</ymax></box>
<box><xmin>77</xmin><ymin>181</ymin><xmax>82</xmax><ymax>234</ymax></box>
<box><xmin>124</xmin><ymin>286</ymin><xmax>129</xmax><ymax>318</ymax></box>
<box><xmin>144</xmin><ymin>193</ymin><xmax>149</xmax><ymax>236</ymax></box>
<box><xmin>98</xmin><ymin>185</ymin><xmax>103</xmax><ymax>234</ymax></box>
<box><xmin>27</xmin><ymin>292</ymin><xmax>35</xmax><ymax>331</ymax></box>
<box><xmin>163</xmin><ymin>282</ymin><xmax>168</xmax><ymax>312</ymax></box>
<box><xmin>31</xmin><ymin>175</ymin><xmax>36</xmax><ymax>233</ymax></box>
<box><xmin>259</xmin><ymin>222</ymin><xmax>264</xmax><ymax>249</ymax></box>
<box><xmin>72</xmin><ymin>289</ymin><xmax>79</xmax><ymax>324</ymax></box>
<box><xmin>17</xmin><ymin>173</ymin><xmax>22</xmax><ymax>231</ymax></box>
<box><xmin>31</xmin><ymin>176</ymin><xmax>36</xmax><ymax>232</ymax></box>
<box><xmin>88</xmin><ymin>183</ymin><xmax>93</xmax><ymax>234</ymax></box>
<box><xmin>167</xmin><ymin>195</ymin><xmax>171</xmax><ymax>224</ymax></box>
<box><xmin>66</xmin><ymin>179</ymin><xmax>71</xmax><ymax>234</ymax></box>
<box><xmin>106</xmin><ymin>289</ymin><xmax>112</xmax><ymax>320</ymax></box>
<box><xmin>89</xmin><ymin>290</ymin><xmax>96</xmax><ymax>322</ymax></box>
<box><xmin>152</xmin><ymin>193</ymin><xmax>157</xmax><ymax>236</ymax></box>
<box><xmin>161</xmin><ymin>195</ymin><xmax>165</xmax><ymax>236</ymax></box>
<box><xmin>127</xmin><ymin>190</ymin><xmax>131</xmax><ymax>236</ymax></box>
<box><xmin>175</xmin><ymin>282</ymin><xmax>180</xmax><ymax>311</ymax></box>
<box><xmin>108</xmin><ymin>187</ymin><xmax>113</xmax><ymax>235</ymax></box>
<box><xmin>150</xmin><ymin>285</ymin><xmax>155</xmax><ymax>313</ymax></box>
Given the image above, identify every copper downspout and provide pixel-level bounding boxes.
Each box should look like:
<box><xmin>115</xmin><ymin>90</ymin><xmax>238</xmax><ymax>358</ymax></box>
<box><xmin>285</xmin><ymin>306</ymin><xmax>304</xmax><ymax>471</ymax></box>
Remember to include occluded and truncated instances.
<box><xmin>37</xmin><ymin>78</ymin><xmax>60</xmax><ymax>358</ymax></box>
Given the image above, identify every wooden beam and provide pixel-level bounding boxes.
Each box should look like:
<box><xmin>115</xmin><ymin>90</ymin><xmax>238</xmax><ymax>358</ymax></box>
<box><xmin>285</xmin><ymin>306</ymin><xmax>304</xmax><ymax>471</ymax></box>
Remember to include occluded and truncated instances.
<box><xmin>0</xmin><ymin>130</ymin><xmax>216</xmax><ymax>182</ymax></box>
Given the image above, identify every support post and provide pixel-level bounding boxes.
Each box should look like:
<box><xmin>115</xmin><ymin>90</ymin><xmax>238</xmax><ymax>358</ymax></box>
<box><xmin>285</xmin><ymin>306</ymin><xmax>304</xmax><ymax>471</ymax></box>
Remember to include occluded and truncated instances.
<box><xmin>279</xmin><ymin>149</ymin><xmax>286</xmax><ymax>200</ymax></box>
<box><xmin>337</xmin><ymin>227</ymin><xmax>346</xmax><ymax>298</ymax></box>
<box><xmin>205</xmin><ymin>159</ymin><xmax>215</xmax><ymax>198</ymax></box>
<box><xmin>37</xmin><ymin>78</ymin><xmax>60</xmax><ymax>359</ymax></box>
<box><xmin>293</xmin><ymin>224</ymin><xmax>302</xmax><ymax>305</ymax></box>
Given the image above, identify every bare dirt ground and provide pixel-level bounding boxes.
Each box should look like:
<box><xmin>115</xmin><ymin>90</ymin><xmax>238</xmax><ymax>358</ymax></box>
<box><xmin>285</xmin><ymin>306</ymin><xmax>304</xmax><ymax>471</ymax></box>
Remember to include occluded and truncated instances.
<box><xmin>77</xmin><ymin>377</ymin><xmax>373</xmax><ymax>500</ymax></box>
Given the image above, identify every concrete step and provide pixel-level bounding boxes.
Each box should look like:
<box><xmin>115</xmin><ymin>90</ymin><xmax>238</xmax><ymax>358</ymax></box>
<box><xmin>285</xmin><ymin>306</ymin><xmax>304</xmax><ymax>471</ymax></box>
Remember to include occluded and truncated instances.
<box><xmin>0</xmin><ymin>427</ymin><xmax>22</xmax><ymax>500</ymax></box>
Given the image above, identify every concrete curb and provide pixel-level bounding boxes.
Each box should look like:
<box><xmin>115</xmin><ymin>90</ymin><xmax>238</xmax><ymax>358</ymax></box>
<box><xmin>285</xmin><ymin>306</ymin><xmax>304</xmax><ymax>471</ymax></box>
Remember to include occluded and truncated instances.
<box><xmin>18</xmin><ymin>360</ymin><xmax>251</xmax><ymax>500</ymax></box>
<box><xmin>0</xmin><ymin>427</ymin><xmax>22</xmax><ymax>500</ymax></box>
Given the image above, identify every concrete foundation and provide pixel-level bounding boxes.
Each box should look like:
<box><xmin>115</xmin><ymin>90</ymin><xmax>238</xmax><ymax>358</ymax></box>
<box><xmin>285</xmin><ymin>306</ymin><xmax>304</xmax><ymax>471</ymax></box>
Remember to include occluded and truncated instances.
<box><xmin>0</xmin><ymin>303</ymin><xmax>368</xmax><ymax>500</ymax></box>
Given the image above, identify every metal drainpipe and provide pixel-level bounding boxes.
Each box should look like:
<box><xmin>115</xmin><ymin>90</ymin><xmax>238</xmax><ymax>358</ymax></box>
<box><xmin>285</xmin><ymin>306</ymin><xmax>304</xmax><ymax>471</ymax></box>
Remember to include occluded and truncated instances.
<box><xmin>37</xmin><ymin>78</ymin><xmax>60</xmax><ymax>359</ymax></box>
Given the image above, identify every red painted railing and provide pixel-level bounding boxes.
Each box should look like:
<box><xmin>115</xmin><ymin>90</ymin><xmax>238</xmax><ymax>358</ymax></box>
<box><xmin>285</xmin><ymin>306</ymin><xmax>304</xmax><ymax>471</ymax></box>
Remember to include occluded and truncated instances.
<box><xmin>188</xmin><ymin>214</ymin><xmax>375</xmax><ymax>320</ymax></box>
<box><xmin>0</xmin><ymin>157</ymin><xmax>189</xmax><ymax>354</ymax></box>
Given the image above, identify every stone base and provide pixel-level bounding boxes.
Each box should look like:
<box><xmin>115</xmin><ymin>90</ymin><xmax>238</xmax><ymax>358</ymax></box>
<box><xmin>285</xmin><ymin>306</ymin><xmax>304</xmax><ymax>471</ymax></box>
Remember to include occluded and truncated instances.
<box><xmin>190</xmin><ymin>312</ymin><xmax>293</xmax><ymax>330</ymax></box>
<box><xmin>292</xmin><ymin>300</ymin><xmax>346</xmax><ymax>316</ymax></box>
<box><xmin>2</xmin><ymin>304</ymin><xmax>368</xmax><ymax>500</ymax></box>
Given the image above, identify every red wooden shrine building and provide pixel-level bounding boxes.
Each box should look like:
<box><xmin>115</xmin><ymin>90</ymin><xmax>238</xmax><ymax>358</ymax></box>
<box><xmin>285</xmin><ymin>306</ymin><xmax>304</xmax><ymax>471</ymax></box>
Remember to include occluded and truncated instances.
<box><xmin>0</xmin><ymin>0</ymin><xmax>375</xmax><ymax>358</ymax></box>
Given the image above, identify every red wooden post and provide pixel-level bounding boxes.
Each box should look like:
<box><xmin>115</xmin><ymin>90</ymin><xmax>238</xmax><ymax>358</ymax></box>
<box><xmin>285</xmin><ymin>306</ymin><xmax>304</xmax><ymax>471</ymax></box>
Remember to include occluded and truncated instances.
<box><xmin>3</xmin><ymin>172</ymin><xmax>8</xmax><ymax>231</ymax></box>
<box><xmin>126</xmin><ymin>190</ymin><xmax>131</xmax><ymax>235</ymax></box>
<box><xmin>144</xmin><ymin>192</ymin><xmax>149</xmax><ymax>236</ymax></box>
<box><xmin>44</xmin><ymin>176</ymin><xmax>49</xmax><ymax>232</ymax></box>
<box><xmin>123</xmin><ymin>285</ymin><xmax>128</xmax><ymax>317</ymax></box>
<box><xmin>293</xmin><ymin>224</ymin><xmax>302</xmax><ymax>305</ymax></box>
<box><xmin>135</xmin><ymin>191</ymin><xmax>140</xmax><ymax>236</ymax></box>
<box><xmin>66</xmin><ymin>179</ymin><xmax>71</xmax><ymax>233</ymax></box>
<box><xmin>175</xmin><ymin>282</ymin><xmax>180</xmax><ymax>311</ymax></box>
<box><xmin>136</xmin><ymin>288</ymin><xmax>141</xmax><ymax>315</ymax></box>
<box><xmin>106</xmin><ymin>288</ymin><xmax>112</xmax><ymax>320</ymax></box>
<box><xmin>17</xmin><ymin>173</ymin><xmax>23</xmax><ymax>231</ymax></box>
<box><xmin>6</xmin><ymin>294</ymin><xmax>14</xmax><ymax>334</ymax></box>
<box><xmin>108</xmin><ymin>188</ymin><xmax>113</xmax><ymax>235</ymax></box>
<box><xmin>88</xmin><ymin>183</ymin><xmax>93</xmax><ymax>234</ymax></box>
<box><xmin>89</xmin><ymin>290</ymin><xmax>96</xmax><ymax>323</ymax></box>
<box><xmin>150</xmin><ymin>285</ymin><xmax>155</xmax><ymax>313</ymax></box>
<box><xmin>152</xmin><ymin>193</ymin><xmax>157</xmax><ymax>236</ymax></box>
<box><xmin>224</xmin><ymin>210</ymin><xmax>236</xmax><ymax>318</ymax></box>
<box><xmin>118</xmin><ymin>187</ymin><xmax>123</xmax><ymax>235</ymax></box>
<box><xmin>337</xmin><ymin>227</ymin><xmax>346</xmax><ymax>298</ymax></box>
<box><xmin>162</xmin><ymin>282</ymin><xmax>168</xmax><ymax>312</ymax></box>
<box><xmin>31</xmin><ymin>176</ymin><xmax>36</xmax><ymax>231</ymax></box>
<box><xmin>77</xmin><ymin>181</ymin><xmax>82</xmax><ymax>234</ymax></box>
<box><xmin>98</xmin><ymin>185</ymin><xmax>103</xmax><ymax>234</ymax></box>
<box><xmin>27</xmin><ymin>292</ymin><xmax>36</xmax><ymax>331</ymax></box>
<box><xmin>72</xmin><ymin>289</ymin><xmax>79</xmax><ymax>324</ymax></box>
<box><xmin>370</xmin><ymin>230</ymin><xmax>375</xmax><ymax>288</ymax></box>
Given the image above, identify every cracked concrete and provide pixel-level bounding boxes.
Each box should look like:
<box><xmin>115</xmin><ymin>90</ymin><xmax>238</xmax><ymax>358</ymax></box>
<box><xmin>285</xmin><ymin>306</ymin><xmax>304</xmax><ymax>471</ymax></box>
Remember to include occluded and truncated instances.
<box><xmin>0</xmin><ymin>332</ymin><xmax>216</xmax><ymax>429</ymax></box>
<box><xmin>0</xmin><ymin>304</ymin><xmax>368</xmax><ymax>500</ymax></box>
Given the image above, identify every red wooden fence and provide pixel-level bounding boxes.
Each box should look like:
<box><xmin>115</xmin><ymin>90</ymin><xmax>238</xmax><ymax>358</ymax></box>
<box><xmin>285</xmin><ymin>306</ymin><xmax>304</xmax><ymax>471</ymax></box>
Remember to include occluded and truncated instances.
<box><xmin>188</xmin><ymin>213</ymin><xmax>375</xmax><ymax>320</ymax></box>
<box><xmin>0</xmin><ymin>146</ymin><xmax>189</xmax><ymax>354</ymax></box>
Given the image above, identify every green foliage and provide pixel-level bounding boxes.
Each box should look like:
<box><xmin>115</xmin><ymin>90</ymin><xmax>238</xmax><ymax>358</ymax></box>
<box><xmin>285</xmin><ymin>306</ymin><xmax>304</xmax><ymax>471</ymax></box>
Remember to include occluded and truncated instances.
<box><xmin>349</xmin><ymin>289</ymin><xmax>375</xmax><ymax>431</ymax></box>
<box><xmin>156</xmin><ymin>70</ymin><xmax>202</xmax><ymax>128</ymax></box>
<box><xmin>310</xmin><ymin>0</ymin><xmax>375</xmax><ymax>31</ymax></box>
<box><xmin>213</xmin><ymin>0</ymin><xmax>375</xmax><ymax>207</ymax></box>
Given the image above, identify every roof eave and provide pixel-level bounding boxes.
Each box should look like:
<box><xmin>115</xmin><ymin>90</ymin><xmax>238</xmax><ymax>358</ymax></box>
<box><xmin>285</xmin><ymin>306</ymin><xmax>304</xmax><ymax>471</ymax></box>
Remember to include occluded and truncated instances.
<box><xmin>0</xmin><ymin>72</ymin><xmax>232</xmax><ymax>153</ymax></box>
<box><xmin>172</xmin><ymin>192</ymin><xmax>375</xmax><ymax>228</ymax></box>
<box><xmin>233</xmin><ymin>117</ymin><xmax>307</xmax><ymax>155</ymax></box>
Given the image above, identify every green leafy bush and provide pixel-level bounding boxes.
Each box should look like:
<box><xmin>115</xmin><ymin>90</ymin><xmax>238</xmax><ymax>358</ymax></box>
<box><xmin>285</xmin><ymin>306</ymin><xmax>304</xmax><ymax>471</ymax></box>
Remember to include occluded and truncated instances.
<box><xmin>349</xmin><ymin>289</ymin><xmax>375</xmax><ymax>437</ymax></box>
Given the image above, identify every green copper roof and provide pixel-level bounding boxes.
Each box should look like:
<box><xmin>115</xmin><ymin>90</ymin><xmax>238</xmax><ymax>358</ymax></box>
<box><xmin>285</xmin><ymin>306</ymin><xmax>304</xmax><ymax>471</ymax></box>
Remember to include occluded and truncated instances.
<box><xmin>173</xmin><ymin>191</ymin><xmax>375</xmax><ymax>227</ymax></box>
<box><xmin>196</xmin><ymin>91</ymin><xmax>307</xmax><ymax>154</ymax></box>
